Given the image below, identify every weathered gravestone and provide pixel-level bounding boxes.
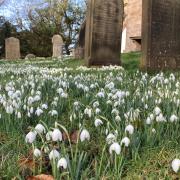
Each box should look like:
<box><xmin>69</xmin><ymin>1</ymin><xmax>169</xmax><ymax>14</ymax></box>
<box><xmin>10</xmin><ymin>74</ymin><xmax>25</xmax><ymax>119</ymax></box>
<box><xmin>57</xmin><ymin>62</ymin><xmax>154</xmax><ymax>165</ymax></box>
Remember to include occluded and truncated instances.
<box><xmin>75</xmin><ymin>21</ymin><xmax>86</xmax><ymax>59</ymax></box>
<box><xmin>141</xmin><ymin>0</ymin><xmax>180</xmax><ymax>70</ymax></box>
<box><xmin>52</xmin><ymin>35</ymin><xmax>64</xmax><ymax>58</ymax></box>
<box><xmin>85</xmin><ymin>0</ymin><xmax>124</xmax><ymax>66</ymax></box>
<box><xmin>5</xmin><ymin>37</ymin><xmax>20</xmax><ymax>60</ymax></box>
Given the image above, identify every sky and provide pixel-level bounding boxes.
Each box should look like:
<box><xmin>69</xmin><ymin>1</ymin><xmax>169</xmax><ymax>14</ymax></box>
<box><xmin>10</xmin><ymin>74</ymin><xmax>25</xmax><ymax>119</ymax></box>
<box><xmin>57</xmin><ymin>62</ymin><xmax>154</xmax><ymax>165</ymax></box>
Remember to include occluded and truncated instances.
<box><xmin>0</xmin><ymin>0</ymin><xmax>84</xmax><ymax>21</ymax></box>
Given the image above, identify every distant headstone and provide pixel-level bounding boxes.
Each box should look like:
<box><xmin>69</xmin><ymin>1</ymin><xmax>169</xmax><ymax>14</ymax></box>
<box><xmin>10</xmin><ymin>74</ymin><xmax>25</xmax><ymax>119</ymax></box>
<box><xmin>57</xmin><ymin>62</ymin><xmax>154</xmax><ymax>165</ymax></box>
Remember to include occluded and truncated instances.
<box><xmin>75</xmin><ymin>47</ymin><xmax>84</xmax><ymax>59</ymax></box>
<box><xmin>25</xmin><ymin>54</ymin><xmax>36</xmax><ymax>60</ymax></box>
<box><xmin>75</xmin><ymin>21</ymin><xmax>86</xmax><ymax>59</ymax></box>
<box><xmin>52</xmin><ymin>35</ymin><xmax>63</xmax><ymax>58</ymax></box>
<box><xmin>141</xmin><ymin>0</ymin><xmax>180</xmax><ymax>70</ymax></box>
<box><xmin>85</xmin><ymin>0</ymin><xmax>124</xmax><ymax>66</ymax></box>
<box><xmin>5</xmin><ymin>37</ymin><xmax>20</xmax><ymax>60</ymax></box>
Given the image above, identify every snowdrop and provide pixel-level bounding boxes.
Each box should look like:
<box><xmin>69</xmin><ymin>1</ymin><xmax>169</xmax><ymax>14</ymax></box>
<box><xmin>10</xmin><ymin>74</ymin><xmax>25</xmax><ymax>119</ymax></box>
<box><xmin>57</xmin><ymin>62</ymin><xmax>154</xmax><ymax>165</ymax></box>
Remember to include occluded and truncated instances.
<box><xmin>33</xmin><ymin>148</ymin><xmax>41</xmax><ymax>158</ymax></box>
<box><xmin>25</xmin><ymin>131</ymin><xmax>36</xmax><ymax>143</ymax></box>
<box><xmin>106</xmin><ymin>133</ymin><xmax>116</xmax><ymax>144</ymax></box>
<box><xmin>80</xmin><ymin>129</ymin><xmax>90</xmax><ymax>142</ymax></box>
<box><xmin>52</xmin><ymin>128</ymin><xmax>62</xmax><ymax>142</ymax></box>
<box><xmin>146</xmin><ymin>117</ymin><xmax>152</xmax><ymax>125</ymax></box>
<box><xmin>172</xmin><ymin>159</ymin><xmax>180</xmax><ymax>173</ymax></box>
<box><xmin>96</xmin><ymin>91</ymin><xmax>105</xmax><ymax>98</ymax></box>
<box><xmin>49</xmin><ymin>149</ymin><xmax>60</xmax><ymax>160</ymax></box>
<box><xmin>49</xmin><ymin>110</ymin><xmax>58</xmax><ymax>116</ymax></box>
<box><xmin>95</xmin><ymin>108</ymin><xmax>101</xmax><ymax>114</ymax></box>
<box><xmin>94</xmin><ymin>119</ymin><xmax>103</xmax><ymax>127</ymax></box>
<box><xmin>170</xmin><ymin>115</ymin><xmax>178</xmax><ymax>123</ymax></box>
<box><xmin>84</xmin><ymin>108</ymin><xmax>92</xmax><ymax>118</ymax></box>
<box><xmin>35</xmin><ymin>124</ymin><xmax>46</xmax><ymax>134</ymax></box>
<box><xmin>57</xmin><ymin>157</ymin><xmax>68</xmax><ymax>169</ymax></box>
<box><xmin>109</xmin><ymin>142</ymin><xmax>121</xmax><ymax>155</ymax></box>
<box><xmin>115</xmin><ymin>115</ymin><xmax>121</xmax><ymax>122</ymax></box>
<box><xmin>121</xmin><ymin>137</ymin><xmax>130</xmax><ymax>147</ymax></box>
<box><xmin>35</xmin><ymin>107</ymin><xmax>43</xmax><ymax>116</ymax></box>
<box><xmin>42</xmin><ymin>103</ymin><xmax>48</xmax><ymax>109</ymax></box>
<box><xmin>17</xmin><ymin>112</ymin><xmax>21</xmax><ymax>119</ymax></box>
<box><xmin>6</xmin><ymin>105</ymin><xmax>14</xmax><ymax>114</ymax></box>
<box><xmin>156</xmin><ymin>113</ymin><xmax>166</xmax><ymax>122</ymax></box>
<box><xmin>46</xmin><ymin>131</ymin><xmax>53</xmax><ymax>141</ymax></box>
<box><xmin>125</xmin><ymin>124</ymin><xmax>134</xmax><ymax>135</ymax></box>
<box><xmin>154</xmin><ymin>106</ymin><xmax>161</xmax><ymax>116</ymax></box>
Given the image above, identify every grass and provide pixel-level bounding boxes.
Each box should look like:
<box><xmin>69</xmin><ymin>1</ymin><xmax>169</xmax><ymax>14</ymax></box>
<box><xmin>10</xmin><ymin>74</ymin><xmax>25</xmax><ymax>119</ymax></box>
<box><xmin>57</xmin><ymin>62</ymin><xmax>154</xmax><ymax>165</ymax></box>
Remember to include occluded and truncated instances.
<box><xmin>0</xmin><ymin>52</ymin><xmax>179</xmax><ymax>179</ymax></box>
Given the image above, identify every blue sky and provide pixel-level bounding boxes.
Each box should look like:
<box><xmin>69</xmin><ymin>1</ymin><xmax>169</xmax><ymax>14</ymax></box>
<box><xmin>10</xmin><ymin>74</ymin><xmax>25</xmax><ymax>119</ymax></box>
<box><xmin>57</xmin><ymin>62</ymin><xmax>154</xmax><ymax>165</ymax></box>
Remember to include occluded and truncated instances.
<box><xmin>0</xmin><ymin>0</ymin><xmax>84</xmax><ymax>21</ymax></box>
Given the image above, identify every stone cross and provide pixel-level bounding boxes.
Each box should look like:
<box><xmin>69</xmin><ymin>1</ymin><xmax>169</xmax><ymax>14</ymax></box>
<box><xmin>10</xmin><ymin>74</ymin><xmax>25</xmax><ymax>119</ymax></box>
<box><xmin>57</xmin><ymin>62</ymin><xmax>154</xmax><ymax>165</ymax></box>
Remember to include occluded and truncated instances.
<box><xmin>5</xmin><ymin>37</ymin><xmax>20</xmax><ymax>60</ymax></box>
<box><xmin>52</xmin><ymin>35</ymin><xmax>64</xmax><ymax>58</ymax></box>
<box><xmin>141</xmin><ymin>0</ymin><xmax>180</xmax><ymax>70</ymax></box>
<box><xmin>85</xmin><ymin>0</ymin><xmax>124</xmax><ymax>66</ymax></box>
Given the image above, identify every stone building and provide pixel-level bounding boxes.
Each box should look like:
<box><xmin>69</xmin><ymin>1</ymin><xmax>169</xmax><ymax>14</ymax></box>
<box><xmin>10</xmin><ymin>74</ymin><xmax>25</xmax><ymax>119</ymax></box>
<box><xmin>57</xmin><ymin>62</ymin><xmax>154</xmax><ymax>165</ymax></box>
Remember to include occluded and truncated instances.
<box><xmin>121</xmin><ymin>0</ymin><xmax>142</xmax><ymax>53</ymax></box>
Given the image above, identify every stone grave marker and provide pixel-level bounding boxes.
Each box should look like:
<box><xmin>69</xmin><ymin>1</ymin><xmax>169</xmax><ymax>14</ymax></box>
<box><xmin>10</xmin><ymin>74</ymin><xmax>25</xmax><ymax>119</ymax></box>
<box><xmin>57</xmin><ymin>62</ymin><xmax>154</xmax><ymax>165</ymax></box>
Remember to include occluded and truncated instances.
<box><xmin>5</xmin><ymin>37</ymin><xmax>20</xmax><ymax>60</ymax></box>
<box><xmin>52</xmin><ymin>35</ymin><xmax>64</xmax><ymax>58</ymax></box>
<box><xmin>141</xmin><ymin>0</ymin><xmax>180</xmax><ymax>70</ymax></box>
<box><xmin>85</xmin><ymin>0</ymin><xmax>124</xmax><ymax>66</ymax></box>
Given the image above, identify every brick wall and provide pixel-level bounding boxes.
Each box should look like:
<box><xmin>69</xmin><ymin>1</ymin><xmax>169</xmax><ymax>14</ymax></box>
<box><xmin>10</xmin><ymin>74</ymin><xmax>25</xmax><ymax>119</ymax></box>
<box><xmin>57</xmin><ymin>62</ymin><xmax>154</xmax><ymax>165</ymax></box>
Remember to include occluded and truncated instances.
<box><xmin>122</xmin><ymin>0</ymin><xmax>142</xmax><ymax>53</ymax></box>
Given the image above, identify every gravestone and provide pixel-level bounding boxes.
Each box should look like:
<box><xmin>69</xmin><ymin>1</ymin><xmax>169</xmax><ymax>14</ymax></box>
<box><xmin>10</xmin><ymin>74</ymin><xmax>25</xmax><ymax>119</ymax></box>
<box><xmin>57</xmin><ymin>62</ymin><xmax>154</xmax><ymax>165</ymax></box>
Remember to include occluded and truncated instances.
<box><xmin>75</xmin><ymin>47</ymin><xmax>84</xmax><ymax>59</ymax></box>
<box><xmin>85</xmin><ymin>0</ymin><xmax>124</xmax><ymax>66</ymax></box>
<box><xmin>75</xmin><ymin>21</ymin><xmax>86</xmax><ymax>59</ymax></box>
<box><xmin>141</xmin><ymin>0</ymin><xmax>180</xmax><ymax>70</ymax></box>
<box><xmin>52</xmin><ymin>35</ymin><xmax>64</xmax><ymax>58</ymax></box>
<box><xmin>5</xmin><ymin>37</ymin><xmax>20</xmax><ymax>60</ymax></box>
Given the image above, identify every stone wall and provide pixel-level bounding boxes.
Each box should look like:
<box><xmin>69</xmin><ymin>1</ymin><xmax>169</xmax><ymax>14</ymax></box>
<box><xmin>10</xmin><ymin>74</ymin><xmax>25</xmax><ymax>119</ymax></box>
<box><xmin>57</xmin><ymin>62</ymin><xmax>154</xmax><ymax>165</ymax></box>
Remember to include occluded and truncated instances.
<box><xmin>122</xmin><ymin>0</ymin><xmax>142</xmax><ymax>53</ymax></box>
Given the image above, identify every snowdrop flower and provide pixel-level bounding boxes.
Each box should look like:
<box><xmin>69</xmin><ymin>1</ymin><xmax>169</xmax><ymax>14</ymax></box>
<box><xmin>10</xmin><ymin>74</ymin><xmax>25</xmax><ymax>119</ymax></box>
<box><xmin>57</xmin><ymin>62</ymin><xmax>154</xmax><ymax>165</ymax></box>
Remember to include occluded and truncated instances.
<box><xmin>154</xmin><ymin>106</ymin><xmax>161</xmax><ymax>116</ymax></box>
<box><xmin>49</xmin><ymin>149</ymin><xmax>60</xmax><ymax>160</ymax></box>
<box><xmin>125</xmin><ymin>124</ymin><xmax>134</xmax><ymax>135</ymax></box>
<box><xmin>95</xmin><ymin>108</ymin><xmax>101</xmax><ymax>114</ymax></box>
<box><xmin>144</xmin><ymin>104</ymin><xmax>148</xmax><ymax>109</ymax></box>
<box><xmin>121</xmin><ymin>137</ymin><xmax>130</xmax><ymax>147</ymax></box>
<box><xmin>109</xmin><ymin>142</ymin><xmax>121</xmax><ymax>155</ymax></box>
<box><xmin>35</xmin><ymin>123</ymin><xmax>46</xmax><ymax>134</ymax></box>
<box><xmin>106</xmin><ymin>100</ymin><xmax>112</xmax><ymax>105</ymax></box>
<box><xmin>146</xmin><ymin>117</ymin><xmax>152</xmax><ymax>125</ymax></box>
<box><xmin>84</xmin><ymin>108</ymin><xmax>92</xmax><ymax>118</ymax></box>
<box><xmin>96</xmin><ymin>92</ymin><xmax>105</xmax><ymax>98</ymax></box>
<box><xmin>35</xmin><ymin>108</ymin><xmax>43</xmax><ymax>116</ymax></box>
<box><xmin>34</xmin><ymin>95</ymin><xmax>41</xmax><ymax>102</ymax></box>
<box><xmin>94</xmin><ymin>119</ymin><xmax>103</xmax><ymax>127</ymax></box>
<box><xmin>6</xmin><ymin>105</ymin><xmax>14</xmax><ymax>114</ymax></box>
<box><xmin>25</xmin><ymin>131</ymin><xmax>36</xmax><ymax>143</ymax></box>
<box><xmin>80</xmin><ymin>129</ymin><xmax>90</xmax><ymax>142</ymax></box>
<box><xmin>172</xmin><ymin>159</ymin><xmax>180</xmax><ymax>173</ymax></box>
<box><xmin>152</xmin><ymin>128</ymin><xmax>156</xmax><ymax>133</ymax></box>
<box><xmin>17</xmin><ymin>112</ymin><xmax>21</xmax><ymax>119</ymax></box>
<box><xmin>170</xmin><ymin>115</ymin><xmax>178</xmax><ymax>123</ymax></box>
<box><xmin>149</xmin><ymin>114</ymin><xmax>154</xmax><ymax>121</ymax></box>
<box><xmin>61</xmin><ymin>92</ymin><xmax>68</xmax><ymax>98</ymax></box>
<box><xmin>93</xmin><ymin>101</ymin><xmax>99</xmax><ymax>108</ymax></box>
<box><xmin>30</xmin><ymin>107</ymin><xmax>34</xmax><ymax>114</ymax></box>
<box><xmin>52</xmin><ymin>128</ymin><xmax>62</xmax><ymax>142</ymax></box>
<box><xmin>112</xmin><ymin>109</ymin><xmax>119</xmax><ymax>115</ymax></box>
<box><xmin>115</xmin><ymin>115</ymin><xmax>121</xmax><ymax>122</ymax></box>
<box><xmin>34</xmin><ymin>148</ymin><xmax>41</xmax><ymax>158</ymax></box>
<box><xmin>57</xmin><ymin>157</ymin><xmax>68</xmax><ymax>169</ymax></box>
<box><xmin>156</xmin><ymin>113</ymin><xmax>166</xmax><ymax>122</ymax></box>
<box><xmin>57</xmin><ymin>88</ymin><xmax>64</xmax><ymax>94</ymax></box>
<box><xmin>106</xmin><ymin>133</ymin><xmax>116</xmax><ymax>144</ymax></box>
<box><xmin>42</xmin><ymin>104</ymin><xmax>48</xmax><ymax>109</ymax></box>
<box><xmin>46</xmin><ymin>131</ymin><xmax>53</xmax><ymax>141</ymax></box>
<box><xmin>49</xmin><ymin>110</ymin><xmax>58</xmax><ymax>116</ymax></box>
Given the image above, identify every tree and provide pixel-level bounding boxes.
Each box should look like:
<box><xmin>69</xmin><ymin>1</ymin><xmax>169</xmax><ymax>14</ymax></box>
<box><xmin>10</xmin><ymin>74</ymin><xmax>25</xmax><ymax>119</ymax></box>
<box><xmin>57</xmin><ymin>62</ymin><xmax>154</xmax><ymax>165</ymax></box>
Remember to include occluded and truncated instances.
<box><xmin>26</xmin><ymin>0</ymin><xmax>86</xmax><ymax>55</ymax></box>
